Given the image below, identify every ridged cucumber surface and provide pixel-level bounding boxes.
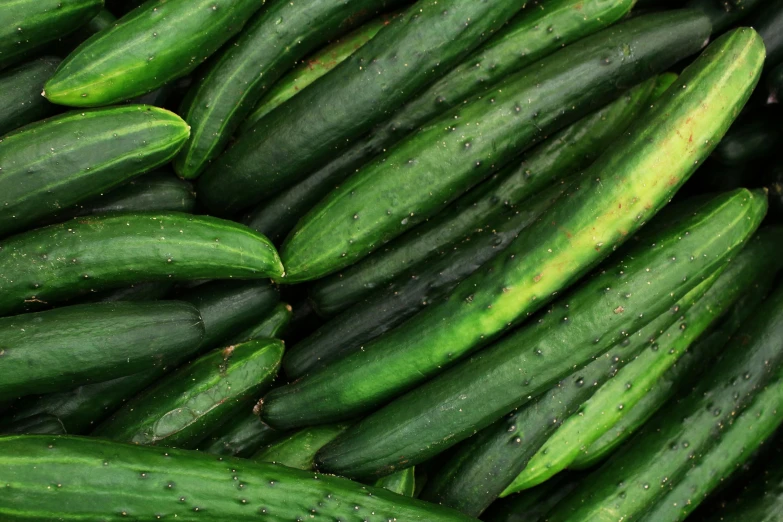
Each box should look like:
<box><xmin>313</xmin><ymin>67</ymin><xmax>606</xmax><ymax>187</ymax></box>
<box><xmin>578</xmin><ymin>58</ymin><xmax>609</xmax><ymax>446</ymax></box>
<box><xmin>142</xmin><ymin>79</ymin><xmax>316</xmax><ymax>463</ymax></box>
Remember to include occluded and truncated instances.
<box><xmin>199</xmin><ymin>411</ymin><xmax>281</xmax><ymax>457</ymax></box>
<box><xmin>0</xmin><ymin>57</ymin><xmax>61</xmax><ymax>136</ymax></box>
<box><xmin>0</xmin><ymin>105</ymin><xmax>189</xmax><ymax>237</ymax></box>
<box><xmin>230</xmin><ymin>302</ymin><xmax>293</xmax><ymax>344</ymax></box>
<box><xmin>252</xmin><ymin>423</ymin><xmax>350</xmax><ymax>471</ymax></box>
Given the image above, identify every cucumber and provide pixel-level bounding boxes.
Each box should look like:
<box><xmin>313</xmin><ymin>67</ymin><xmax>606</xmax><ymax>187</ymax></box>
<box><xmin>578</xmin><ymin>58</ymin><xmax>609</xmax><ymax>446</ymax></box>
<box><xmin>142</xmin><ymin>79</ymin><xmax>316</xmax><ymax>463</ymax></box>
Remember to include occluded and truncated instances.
<box><xmin>482</xmin><ymin>473</ymin><xmax>583</xmax><ymax>522</ymax></box>
<box><xmin>56</xmin><ymin>8</ymin><xmax>117</xmax><ymax>56</ymax></box>
<box><xmin>308</xmin><ymin>77</ymin><xmax>658</xmax><ymax>317</ymax></box>
<box><xmin>545</xmin><ymin>281</ymin><xmax>783</xmax><ymax>521</ymax></box>
<box><xmin>197</xmin><ymin>0</ymin><xmax>537</xmax><ymax>213</ymax></box>
<box><xmin>0</xmin><ymin>301</ymin><xmax>204</xmax><ymax>402</ymax></box>
<box><xmin>375</xmin><ymin>468</ymin><xmax>415</xmax><ymax>497</ymax></box>
<box><xmin>279</xmin><ymin>11</ymin><xmax>712</xmax><ymax>282</ymax></box>
<box><xmin>0</xmin><ymin>105</ymin><xmax>190</xmax><ymax>237</ymax></box>
<box><xmin>241</xmin><ymin>0</ymin><xmax>639</xmax><ymax>243</ymax></box>
<box><xmin>751</xmin><ymin>0</ymin><xmax>783</xmax><ymax>69</ymax></box>
<box><xmin>198</xmin><ymin>412</ymin><xmax>281</xmax><ymax>457</ymax></box>
<box><xmin>0</xmin><ymin>212</ymin><xmax>284</xmax><ymax>316</ymax></box>
<box><xmin>686</xmin><ymin>0</ymin><xmax>764</xmax><ymax>32</ymax></box>
<box><xmin>75</xmin><ymin>281</ymin><xmax>173</xmax><ymax>303</ymax></box>
<box><xmin>259</xmin><ymin>28</ymin><xmax>764</xmax><ymax>432</ymax></box>
<box><xmin>43</xmin><ymin>0</ymin><xmax>264</xmax><ymax>106</ymax></box>
<box><xmin>0</xmin><ymin>435</ymin><xmax>476</xmax><ymax>521</ymax></box>
<box><xmin>0</xmin><ymin>57</ymin><xmax>61</xmax><ymax>136</ymax></box>
<box><xmin>0</xmin><ymin>0</ymin><xmax>102</xmax><ymax>70</ymax></box>
<box><xmin>252</xmin><ymin>423</ymin><xmax>350</xmax><ymax>470</ymax></box>
<box><xmin>229</xmin><ymin>302</ymin><xmax>292</xmax><ymax>344</ymax></box>
<box><xmin>93</xmin><ymin>339</ymin><xmax>283</xmax><ymax>448</ymax></box>
<box><xmin>711</xmin><ymin>115</ymin><xmax>781</xmax><ymax>166</ymax></box>
<box><xmin>2</xmin><ymin>414</ymin><xmax>66</xmax><ymax>435</ymax></box>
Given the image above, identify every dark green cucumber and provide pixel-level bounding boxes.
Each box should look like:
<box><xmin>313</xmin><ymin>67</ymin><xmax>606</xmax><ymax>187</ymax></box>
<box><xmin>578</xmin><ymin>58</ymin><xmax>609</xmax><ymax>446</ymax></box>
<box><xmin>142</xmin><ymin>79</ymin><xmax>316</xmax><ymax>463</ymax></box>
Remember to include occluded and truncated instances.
<box><xmin>74</xmin><ymin>281</ymin><xmax>173</xmax><ymax>303</ymax></box>
<box><xmin>0</xmin><ymin>57</ymin><xmax>61</xmax><ymax>136</ymax></box>
<box><xmin>711</xmin><ymin>115</ymin><xmax>781</xmax><ymax>166</ymax></box>
<box><xmin>309</xmin><ymin>78</ymin><xmax>658</xmax><ymax>317</ymax></box>
<box><xmin>2</xmin><ymin>414</ymin><xmax>66</xmax><ymax>435</ymax></box>
<box><xmin>43</xmin><ymin>0</ymin><xmax>263</xmax><ymax>106</ymax></box>
<box><xmin>0</xmin><ymin>105</ymin><xmax>189</xmax><ymax>237</ymax></box>
<box><xmin>260</xmin><ymin>28</ymin><xmax>764</xmax><ymax>432</ymax></box>
<box><xmin>0</xmin><ymin>212</ymin><xmax>283</xmax><ymax>316</ymax></box>
<box><xmin>252</xmin><ymin>423</ymin><xmax>350</xmax><ymax>470</ymax></box>
<box><xmin>751</xmin><ymin>0</ymin><xmax>783</xmax><ymax>69</ymax></box>
<box><xmin>197</xmin><ymin>0</ymin><xmax>535</xmax><ymax>213</ymax></box>
<box><xmin>0</xmin><ymin>435</ymin><xmax>476</xmax><ymax>521</ymax></box>
<box><xmin>279</xmin><ymin>11</ymin><xmax>712</xmax><ymax>282</ymax></box>
<box><xmin>230</xmin><ymin>302</ymin><xmax>293</xmax><ymax>344</ymax></box>
<box><xmin>0</xmin><ymin>301</ymin><xmax>204</xmax><ymax>402</ymax></box>
<box><xmin>241</xmin><ymin>0</ymin><xmax>638</xmax><ymax>243</ymax></box>
<box><xmin>545</xmin><ymin>281</ymin><xmax>783</xmax><ymax>522</ymax></box>
<box><xmin>686</xmin><ymin>0</ymin><xmax>764</xmax><ymax>32</ymax></box>
<box><xmin>55</xmin><ymin>8</ymin><xmax>117</xmax><ymax>56</ymax></box>
<box><xmin>482</xmin><ymin>473</ymin><xmax>584</xmax><ymax>522</ymax></box>
<box><xmin>199</xmin><ymin>411</ymin><xmax>281</xmax><ymax>457</ymax></box>
<box><xmin>0</xmin><ymin>0</ymin><xmax>102</xmax><ymax>70</ymax></box>
<box><xmin>94</xmin><ymin>339</ymin><xmax>283</xmax><ymax>448</ymax></box>
<box><xmin>375</xmin><ymin>468</ymin><xmax>415</xmax><ymax>497</ymax></box>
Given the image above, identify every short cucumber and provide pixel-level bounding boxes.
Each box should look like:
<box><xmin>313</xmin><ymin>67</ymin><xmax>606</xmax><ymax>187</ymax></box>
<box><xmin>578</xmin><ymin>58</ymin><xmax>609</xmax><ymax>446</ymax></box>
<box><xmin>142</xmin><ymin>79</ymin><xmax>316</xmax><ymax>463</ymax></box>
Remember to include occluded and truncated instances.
<box><xmin>0</xmin><ymin>105</ymin><xmax>190</xmax><ymax>237</ymax></box>
<box><xmin>0</xmin><ymin>57</ymin><xmax>61</xmax><ymax>136</ymax></box>
<box><xmin>260</xmin><ymin>28</ymin><xmax>764</xmax><ymax>431</ymax></box>
<box><xmin>0</xmin><ymin>0</ymin><xmax>102</xmax><ymax>70</ymax></box>
<box><xmin>43</xmin><ymin>0</ymin><xmax>264</xmax><ymax>106</ymax></box>
<box><xmin>252</xmin><ymin>423</ymin><xmax>350</xmax><ymax>471</ymax></box>
<box><xmin>198</xmin><ymin>412</ymin><xmax>281</xmax><ymax>457</ymax></box>
<box><xmin>0</xmin><ymin>301</ymin><xmax>204</xmax><ymax>402</ymax></box>
<box><xmin>229</xmin><ymin>302</ymin><xmax>293</xmax><ymax>344</ymax></box>
<box><xmin>686</xmin><ymin>0</ymin><xmax>764</xmax><ymax>32</ymax></box>
<box><xmin>375</xmin><ymin>468</ymin><xmax>415</xmax><ymax>497</ymax></box>
<box><xmin>279</xmin><ymin>11</ymin><xmax>712</xmax><ymax>282</ymax></box>
<box><xmin>0</xmin><ymin>435</ymin><xmax>476</xmax><ymax>521</ymax></box>
<box><xmin>0</xmin><ymin>212</ymin><xmax>283</xmax><ymax>316</ymax></box>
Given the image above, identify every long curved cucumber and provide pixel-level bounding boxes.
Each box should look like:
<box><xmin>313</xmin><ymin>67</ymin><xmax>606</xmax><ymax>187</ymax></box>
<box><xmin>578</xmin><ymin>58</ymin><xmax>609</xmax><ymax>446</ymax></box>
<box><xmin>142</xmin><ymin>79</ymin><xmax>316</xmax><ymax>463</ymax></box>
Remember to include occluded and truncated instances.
<box><xmin>0</xmin><ymin>0</ymin><xmax>102</xmax><ymax>70</ymax></box>
<box><xmin>545</xmin><ymin>280</ymin><xmax>783</xmax><ymax>522</ymax></box>
<box><xmin>0</xmin><ymin>301</ymin><xmax>204</xmax><ymax>402</ymax></box>
<box><xmin>230</xmin><ymin>302</ymin><xmax>293</xmax><ymax>344</ymax></box>
<box><xmin>260</xmin><ymin>28</ymin><xmax>764</xmax><ymax>432</ymax></box>
<box><xmin>197</xmin><ymin>0</ymin><xmax>533</xmax><ymax>214</ymax></box>
<box><xmin>252</xmin><ymin>423</ymin><xmax>350</xmax><ymax>470</ymax></box>
<box><xmin>94</xmin><ymin>339</ymin><xmax>283</xmax><ymax>448</ymax></box>
<box><xmin>309</xmin><ymin>77</ymin><xmax>659</xmax><ymax>317</ymax></box>
<box><xmin>0</xmin><ymin>212</ymin><xmax>283</xmax><ymax>316</ymax></box>
<box><xmin>43</xmin><ymin>0</ymin><xmax>263</xmax><ymax>106</ymax></box>
<box><xmin>686</xmin><ymin>0</ymin><xmax>764</xmax><ymax>33</ymax></box>
<box><xmin>0</xmin><ymin>435</ymin><xmax>477</xmax><ymax>521</ymax></box>
<box><xmin>199</xmin><ymin>411</ymin><xmax>281</xmax><ymax>457</ymax></box>
<box><xmin>242</xmin><ymin>0</ymin><xmax>638</xmax><ymax>244</ymax></box>
<box><xmin>0</xmin><ymin>105</ymin><xmax>189</xmax><ymax>237</ymax></box>
<box><xmin>0</xmin><ymin>57</ymin><xmax>61</xmax><ymax>136</ymax></box>
<box><xmin>279</xmin><ymin>11</ymin><xmax>712</xmax><ymax>282</ymax></box>
<box><xmin>175</xmin><ymin>0</ymin><xmax>404</xmax><ymax>179</ymax></box>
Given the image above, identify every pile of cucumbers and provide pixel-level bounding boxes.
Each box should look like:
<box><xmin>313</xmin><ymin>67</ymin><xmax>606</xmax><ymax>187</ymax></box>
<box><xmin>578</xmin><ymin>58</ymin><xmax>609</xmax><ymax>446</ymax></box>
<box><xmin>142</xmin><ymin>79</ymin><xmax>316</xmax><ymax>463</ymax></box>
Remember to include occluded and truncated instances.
<box><xmin>2</xmin><ymin>0</ymin><xmax>783</xmax><ymax>519</ymax></box>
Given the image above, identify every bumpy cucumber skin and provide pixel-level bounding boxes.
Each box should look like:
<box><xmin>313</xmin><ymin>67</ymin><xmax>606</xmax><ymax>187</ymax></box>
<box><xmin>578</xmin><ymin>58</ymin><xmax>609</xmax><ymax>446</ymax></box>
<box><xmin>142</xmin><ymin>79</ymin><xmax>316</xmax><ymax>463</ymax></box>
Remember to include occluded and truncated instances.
<box><xmin>0</xmin><ymin>105</ymin><xmax>190</xmax><ymax>237</ymax></box>
<box><xmin>198</xmin><ymin>1</ymin><xmax>530</xmax><ymax>214</ymax></box>
<box><xmin>0</xmin><ymin>301</ymin><xmax>204</xmax><ymax>402</ymax></box>
<box><xmin>279</xmin><ymin>11</ymin><xmax>712</xmax><ymax>282</ymax></box>
<box><xmin>0</xmin><ymin>0</ymin><xmax>102</xmax><ymax>70</ymax></box>
<box><xmin>43</xmin><ymin>0</ymin><xmax>262</xmax><ymax>106</ymax></box>
<box><xmin>199</xmin><ymin>411</ymin><xmax>281</xmax><ymax>457</ymax></box>
<box><xmin>175</xmin><ymin>1</ymin><xmax>403</xmax><ymax>179</ymax></box>
<box><xmin>253</xmin><ymin>424</ymin><xmax>350</xmax><ymax>471</ymax></box>
<box><xmin>230</xmin><ymin>302</ymin><xmax>293</xmax><ymax>344</ymax></box>
<box><xmin>94</xmin><ymin>339</ymin><xmax>283</xmax><ymax>449</ymax></box>
<box><xmin>686</xmin><ymin>0</ymin><xmax>764</xmax><ymax>32</ymax></box>
<box><xmin>309</xmin><ymin>78</ymin><xmax>657</xmax><ymax>317</ymax></box>
<box><xmin>241</xmin><ymin>0</ymin><xmax>637</xmax><ymax>245</ymax></box>
<box><xmin>546</xmin><ymin>281</ymin><xmax>783</xmax><ymax>522</ymax></box>
<box><xmin>376</xmin><ymin>467</ymin><xmax>415</xmax><ymax>497</ymax></box>
<box><xmin>0</xmin><ymin>212</ymin><xmax>284</xmax><ymax>316</ymax></box>
<box><xmin>260</xmin><ymin>28</ymin><xmax>763</xmax><ymax>432</ymax></box>
<box><xmin>0</xmin><ymin>57</ymin><xmax>61</xmax><ymax>136</ymax></box>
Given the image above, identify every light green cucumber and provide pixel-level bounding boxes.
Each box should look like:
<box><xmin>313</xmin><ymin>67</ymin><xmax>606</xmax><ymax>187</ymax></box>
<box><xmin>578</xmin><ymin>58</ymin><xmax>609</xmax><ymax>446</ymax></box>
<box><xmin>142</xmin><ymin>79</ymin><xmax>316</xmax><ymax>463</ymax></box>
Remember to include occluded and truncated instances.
<box><xmin>252</xmin><ymin>423</ymin><xmax>350</xmax><ymax>470</ymax></box>
<box><xmin>375</xmin><ymin>467</ymin><xmax>415</xmax><ymax>497</ymax></box>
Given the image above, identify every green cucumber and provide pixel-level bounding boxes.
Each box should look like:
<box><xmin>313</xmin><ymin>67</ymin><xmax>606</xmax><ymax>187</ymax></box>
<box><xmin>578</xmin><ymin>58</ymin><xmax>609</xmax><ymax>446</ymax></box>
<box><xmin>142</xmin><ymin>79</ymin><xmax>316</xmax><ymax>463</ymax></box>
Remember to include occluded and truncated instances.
<box><xmin>0</xmin><ymin>301</ymin><xmax>204</xmax><ymax>402</ymax></box>
<box><xmin>197</xmin><ymin>0</ymin><xmax>536</xmax><ymax>212</ymax></box>
<box><xmin>309</xmin><ymin>77</ymin><xmax>658</xmax><ymax>317</ymax></box>
<box><xmin>751</xmin><ymin>0</ymin><xmax>783</xmax><ymax>69</ymax></box>
<box><xmin>75</xmin><ymin>281</ymin><xmax>173</xmax><ymax>303</ymax></box>
<box><xmin>712</xmin><ymin>115</ymin><xmax>781</xmax><ymax>166</ymax></box>
<box><xmin>0</xmin><ymin>435</ymin><xmax>476</xmax><ymax>521</ymax></box>
<box><xmin>375</xmin><ymin>468</ymin><xmax>415</xmax><ymax>497</ymax></box>
<box><xmin>0</xmin><ymin>105</ymin><xmax>189</xmax><ymax>237</ymax></box>
<box><xmin>260</xmin><ymin>28</ymin><xmax>764</xmax><ymax>432</ymax></box>
<box><xmin>252</xmin><ymin>423</ymin><xmax>350</xmax><ymax>470</ymax></box>
<box><xmin>174</xmin><ymin>1</ymin><xmax>407</xmax><ymax>179</ymax></box>
<box><xmin>482</xmin><ymin>473</ymin><xmax>583</xmax><ymax>522</ymax></box>
<box><xmin>279</xmin><ymin>11</ymin><xmax>712</xmax><ymax>282</ymax></box>
<box><xmin>545</xmin><ymin>281</ymin><xmax>783</xmax><ymax>522</ymax></box>
<box><xmin>43</xmin><ymin>0</ymin><xmax>263</xmax><ymax>106</ymax></box>
<box><xmin>0</xmin><ymin>0</ymin><xmax>102</xmax><ymax>70</ymax></box>
<box><xmin>314</xmin><ymin>188</ymin><xmax>767</xmax><ymax>481</ymax></box>
<box><xmin>230</xmin><ymin>302</ymin><xmax>293</xmax><ymax>344</ymax></box>
<box><xmin>0</xmin><ymin>57</ymin><xmax>61</xmax><ymax>136</ymax></box>
<box><xmin>199</xmin><ymin>411</ymin><xmax>281</xmax><ymax>457</ymax></box>
<box><xmin>94</xmin><ymin>339</ymin><xmax>283</xmax><ymax>448</ymax></box>
<box><xmin>503</xmin><ymin>226</ymin><xmax>783</xmax><ymax>495</ymax></box>
<box><xmin>0</xmin><ymin>212</ymin><xmax>283</xmax><ymax>316</ymax></box>
<box><xmin>686</xmin><ymin>0</ymin><xmax>764</xmax><ymax>32</ymax></box>
<box><xmin>2</xmin><ymin>414</ymin><xmax>66</xmax><ymax>435</ymax></box>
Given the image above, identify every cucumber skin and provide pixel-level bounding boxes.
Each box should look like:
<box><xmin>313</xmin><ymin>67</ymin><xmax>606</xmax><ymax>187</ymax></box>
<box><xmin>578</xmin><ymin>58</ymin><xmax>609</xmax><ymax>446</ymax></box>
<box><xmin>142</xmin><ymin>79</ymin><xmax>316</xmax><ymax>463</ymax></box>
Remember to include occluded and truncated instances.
<box><xmin>279</xmin><ymin>11</ymin><xmax>712</xmax><ymax>282</ymax></box>
<box><xmin>198</xmin><ymin>1</ymin><xmax>530</xmax><ymax>214</ymax></box>
<box><xmin>309</xmin><ymin>78</ymin><xmax>657</xmax><ymax>317</ymax></box>
<box><xmin>43</xmin><ymin>0</ymin><xmax>263</xmax><ymax>106</ymax></box>
<box><xmin>0</xmin><ymin>301</ymin><xmax>204</xmax><ymax>402</ymax></box>
<box><xmin>0</xmin><ymin>57</ymin><xmax>61</xmax><ymax>137</ymax></box>
<box><xmin>175</xmin><ymin>0</ymin><xmax>403</xmax><ymax>179</ymax></box>
<box><xmin>199</xmin><ymin>412</ymin><xmax>281</xmax><ymax>457</ymax></box>
<box><xmin>252</xmin><ymin>423</ymin><xmax>350</xmax><ymax>471</ymax></box>
<box><xmin>242</xmin><ymin>0</ymin><xmax>637</xmax><ymax>244</ymax></box>
<box><xmin>546</xmin><ymin>281</ymin><xmax>783</xmax><ymax>522</ymax></box>
<box><xmin>260</xmin><ymin>27</ymin><xmax>763</xmax><ymax>432</ymax></box>
<box><xmin>0</xmin><ymin>212</ymin><xmax>284</xmax><ymax>316</ymax></box>
<box><xmin>0</xmin><ymin>435</ymin><xmax>477</xmax><ymax>522</ymax></box>
<box><xmin>93</xmin><ymin>339</ymin><xmax>283</xmax><ymax>449</ymax></box>
<box><xmin>230</xmin><ymin>302</ymin><xmax>293</xmax><ymax>344</ymax></box>
<box><xmin>0</xmin><ymin>105</ymin><xmax>190</xmax><ymax>238</ymax></box>
<box><xmin>375</xmin><ymin>467</ymin><xmax>415</xmax><ymax>497</ymax></box>
<box><xmin>686</xmin><ymin>0</ymin><xmax>764</xmax><ymax>32</ymax></box>
<box><xmin>0</xmin><ymin>0</ymin><xmax>102</xmax><ymax>70</ymax></box>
